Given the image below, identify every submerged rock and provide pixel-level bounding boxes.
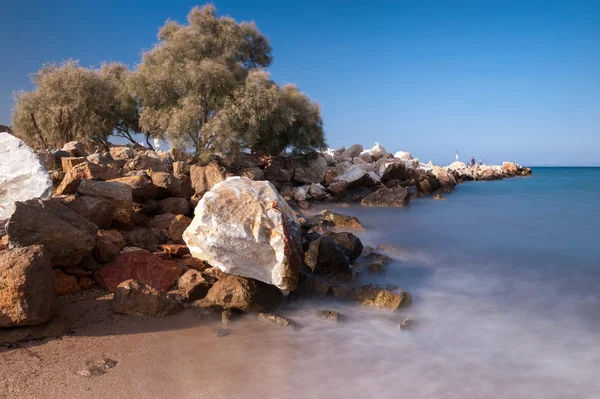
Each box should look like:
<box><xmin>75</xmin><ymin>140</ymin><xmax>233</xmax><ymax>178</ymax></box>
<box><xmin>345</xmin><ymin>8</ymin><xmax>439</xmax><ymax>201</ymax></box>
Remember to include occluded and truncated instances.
<box><xmin>0</xmin><ymin>133</ymin><xmax>52</xmax><ymax>227</ymax></box>
<box><xmin>321</xmin><ymin>209</ymin><xmax>364</xmax><ymax>229</ymax></box>
<box><xmin>258</xmin><ymin>313</ymin><xmax>297</xmax><ymax>330</ymax></box>
<box><xmin>183</xmin><ymin>177</ymin><xmax>303</xmax><ymax>291</ymax></box>
<box><xmin>318</xmin><ymin>310</ymin><xmax>345</xmax><ymax>322</ymax></box>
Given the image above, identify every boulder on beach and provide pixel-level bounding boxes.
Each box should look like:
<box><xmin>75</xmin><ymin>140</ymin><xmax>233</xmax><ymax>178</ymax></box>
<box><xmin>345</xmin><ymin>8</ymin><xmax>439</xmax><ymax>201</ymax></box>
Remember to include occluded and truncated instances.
<box><xmin>55</xmin><ymin>162</ymin><xmax>122</xmax><ymax>195</ymax></box>
<box><xmin>361</xmin><ymin>186</ymin><xmax>410</xmax><ymax>207</ymax></box>
<box><xmin>0</xmin><ymin>245</ymin><xmax>56</xmax><ymax>327</ymax></box>
<box><xmin>77</xmin><ymin>179</ymin><xmax>133</xmax><ymax>225</ymax></box>
<box><xmin>189</xmin><ymin>161</ymin><xmax>229</xmax><ymax>197</ymax></box>
<box><xmin>201</xmin><ymin>274</ymin><xmax>284</xmax><ymax>313</ymax></box>
<box><xmin>183</xmin><ymin>177</ymin><xmax>303</xmax><ymax>291</ymax></box>
<box><xmin>6</xmin><ymin>199</ymin><xmax>98</xmax><ymax>267</ymax></box>
<box><xmin>0</xmin><ymin>133</ymin><xmax>53</xmax><ymax>228</ymax></box>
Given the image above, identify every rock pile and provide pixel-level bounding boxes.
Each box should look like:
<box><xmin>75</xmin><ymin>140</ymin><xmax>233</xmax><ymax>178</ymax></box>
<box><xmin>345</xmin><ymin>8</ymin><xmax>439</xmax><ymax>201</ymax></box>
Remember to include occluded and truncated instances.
<box><xmin>1</xmin><ymin>134</ymin><xmax>531</xmax><ymax>339</ymax></box>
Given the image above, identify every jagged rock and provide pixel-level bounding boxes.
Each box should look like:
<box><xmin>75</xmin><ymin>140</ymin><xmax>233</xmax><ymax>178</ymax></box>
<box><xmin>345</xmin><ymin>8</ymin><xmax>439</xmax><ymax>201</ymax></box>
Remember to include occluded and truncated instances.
<box><xmin>112</xmin><ymin>280</ymin><xmax>182</xmax><ymax>317</ymax></box>
<box><xmin>293</xmin><ymin>185</ymin><xmax>310</xmax><ymax>202</ymax></box>
<box><xmin>353</xmin><ymin>251</ymin><xmax>393</xmax><ymax>275</ymax></box>
<box><xmin>60</xmin><ymin>157</ymin><xmax>87</xmax><ymax>172</ymax></box>
<box><xmin>109</xmin><ymin>146</ymin><xmax>133</xmax><ymax>161</ymax></box>
<box><xmin>122</xmin><ymin>228</ymin><xmax>160</xmax><ymax>252</ymax></box>
<box><xmin>322</xmin><ymin>231</ymin><xmax>363</xmax><ymax>260</ymax></box>
<box><xmin>324</xmin><ymin>169</ymin><xmax>339</xmax><ymax>186</ymax></box>
<box><xmin>0</xmin><ymin>133</ymin><xmax>53</xmax><ymax>226</ymax></box>
<box><xmin>167</xmin><ymin>214</ymin><xmax>192</xmax><ymax>243</ymax></box>
<box><xmin>240</xmin><ymin>167</ymin><xmax>264</xmax><ymax>181</ymax></box>
<box><xmin>394</xmin><ymin>151</ymin><xmax>412</xmax><ymax>160</ymax></box>
<box><xmin>62</xmin><ymin>141</ymin><xmax>88</xmax><ymax>157</ymax></box>
<box><xmin>333</xmin><ymin>167</ymin><xmax>380</xmax><ymax>189</ymax></box>
<box><xmin>362</xmin><ymin>142</ymin><xmax>390</xmax><ymax>161</ymax></box>
<box><xmin>56</xmin><ymin>162</ymin><xmax>122</xmax><ymax>195</ymax></box>
<box><xmin>178</xmin><ymin>269</ymin><xmax>211</xmax><ymax>300</ymax></box>
<box><xmin>202</xmin><ymin>274</ymin><xmax>284</xmax><ymax>313</ymax></box>
<box><xmin>264</xmin><ymin>158</ymin><xmax>294</xmax><ymax>183</ymax></box>
<box><xmin>180</xmin><ymin>255</ymin><xmax>209</xmax><ymax>272</ymax></box>
<box><xmin>294</xmin><ymin>154</ymin><xmax>328</xmax><ymax>184</ymax></box>
<box><xmin>331</xmin><ymin>283</ymin><xmax>412</xmax><ymax>311</ymax></box>
<box><xmin>430</xmin><ymin>166</ymin><xmax>456</xmax><ymax>190</ymax></box>
<box><xmin>6</xmin><ymin>199</ymin><xmax>97</xmax><ymax>267</ymax></box>
<box><xmin>158</xmin><ymin>197</ymin><xmax>189</xmax><ymax>215</ymax></box>
<box><xmin>87</xmin><ymin>152</ymin><xmax>115</xmax><ymax>167</ymax></box>
<box><xmin>304</xmin><ymin>236</ymin><xmax>352</xmax><ymax>281</ymax></box>
<box><xmin>148</xmin><ymin>213</ymin><xmax>176</xmax><ymax>230</ymax></box>
<box><xmin>151</xmin><ymin>172</ymin><xmax>187</xmax><ymax>198</ymax></box>
<box><xmin>126</xmin><ymin>150</ymin><xmax>172</xmax><ymax>173</ymax></box>
<box><xmin>53</xmin><ymin>269</ymin><xmax>81</xmax><ymax>296</ymax></box>
<box><xmin>159</xmin><ymin>243</ymin><xmax>189</xmax><ymax>257</ymax></box>
<box><xmin>96</xmin><ymin>251</ymin><xmax>183</xmax><ymax>292</ymax></box>
<box><xmin>342</xmin><ymin>144</ymin><xmax>363</xmax><ymax>159</ymax></box>
<box><xmin>321</xmin><ymin>210</ymin><xmax>364</xmax><ymax>229</ymax></box>
<box><xmin>361</xmin><ymin>186</ymin><xmax>410</xmax><ymax>207</ymax></box>
<box><xmin>318</xmin><ymin>310</ymin><xmax>344</xmax><ymax>322</ymax></box>
<box><xmin>189</xmin><ymin>161</ymin><xmax>229</xmax><ymax>197</ymax></box>
<box><xmin>418</xmin><ymin>179</ymin><xmax>432</xmax><ymax>195</ymax></box>
<box><xmin>308</xmin><ymin>183</ymin><xmax>327</xmax><ymax>200</ymax></box>
<box><xmin>77</xmin><ymin>179</ymin><xmax>133</xmax><ymax>225</ymax></box>
<box><xmin>0</xmin><ymin>245</ymin><xmax>55</xmax><ymax>327</ymax></box>
<box><xmin>352</xmin><ymin>157</ymin><xmax>367</xmax><ymax>165</ymax></box>
<box><xmin>502</xmin><ymin>161</ymin><xmax>519</xmax><ymax>175</ymax></box>
<box><xmin>183</xmin><ymin>177</ymin><xmax>303</xmax><ymax>291</ymax></box>
<box><xmin>258</xmin><ymin>313</ymin><xmax>297</xmax><ymax>329</ymax></box>
<box><xmin>327</xmin><ymin>181</ymin><xmax>348</xmax><ymax>195</ymax></box>
<box><xmin>93</xmin><ymin>229</ymin><xmax>125</xmax><ymax>263</ymax></box>
<box><xmin>36</xmin><ymin>150</ymin><xmax>57</xmax><ymax>171</ymax></box>
<box><xmin>378</xmin><ymin>161</ymin><xmax>406</xmax><ymax>182</ymax></box>
<box><xmin>61</xmin><ymin>195</ymin><xmax>115</xmax><ymax>229</ymax></box>
<box><xmin>432</xmin><ymin>193</ymin><xmax>446</xmax><ymax>200</ymax></box>
<box><xmin>109</xmin><ymin>175</ymin><xmax>160</xmax><ymax>202</ymax></box>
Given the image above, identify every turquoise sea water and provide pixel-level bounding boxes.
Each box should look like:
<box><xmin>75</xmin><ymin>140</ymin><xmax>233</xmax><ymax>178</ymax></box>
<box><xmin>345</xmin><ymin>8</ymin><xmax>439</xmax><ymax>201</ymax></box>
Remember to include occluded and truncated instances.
<box><xmin>275</xmin><ymin>167</ymin><xmax>600</xmax><ymax>398</ymax></box>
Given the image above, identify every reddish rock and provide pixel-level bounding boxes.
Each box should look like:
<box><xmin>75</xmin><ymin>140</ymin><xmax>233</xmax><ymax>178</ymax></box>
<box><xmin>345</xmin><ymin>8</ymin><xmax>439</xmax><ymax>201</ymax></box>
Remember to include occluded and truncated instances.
<box><xmin>202</xmin><ymin>274</ymin><xmax>284</xmax><ymax>313</ymax></box>
<box><xmin>78</xmin><ymin>277</ymin><xmax>94</xmax><ymax>290</ymax></box>
<box><xmin>159</xmin><ymin>243</ymin><xmax>190</xmax><ymax>257</ymax></box>
<box><xmin>152</xmin><ymin>251</ymin><xmax>172</xmax><ymax>260</ymax></box>
<box><xmin>178</xmin><ymin>269</ymin><xmax>211</xmax><ymax>300</ymax></box>
<box><xmin>61</xmin><ymin>157</ymin><xmax>86</xmax><ymax>172</ymax></box>
<box><xmin>168</xmin><ymin>214</ymin><xmax>192</xmax><ymax>243</ymax></box>
<box><xmin>55</xmin><ymin>162</ymin><xmax>122</xmax><ymax>195</ymax></box>
<box><xmin>53</xmin><ymin>269</ymin><xmax>82</xmax><ymax>296</ymax></box>
<box><xmin>0</xmin><ymin>245</ymin><xmax>56</xmax><ymax>327</ymax></box>
<box><xmin>93</xmin><ymin>229</ymin><xmax>126</xmax><ymax>263</ymax></box>
<box><xmin>189</xmin><ymin>161</ymin><xmax>229</xmax><ymax>196</ymax></box>
<box><xmin>112</xmin><ymin>280</ymin><xmax>182</xmax><ymax>317</ymax></box>
<box><xmin>109</xmin><ymin>175</ymin><xmax>160</xmax><ymax>202</ymax></box>
<box><xmin>96</xmin><ymin>251</ymin><xmax>183</xmax><ymax>292</ymax></box>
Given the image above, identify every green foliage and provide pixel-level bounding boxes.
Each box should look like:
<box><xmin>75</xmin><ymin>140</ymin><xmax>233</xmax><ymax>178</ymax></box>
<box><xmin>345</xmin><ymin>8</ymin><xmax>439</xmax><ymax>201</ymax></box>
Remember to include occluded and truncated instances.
<box><xmin>11</xmin><ymin>4</ymin><xmax>325</xmax><ymax>160</ymax></box>
<box><xmin>12</xmin><ymin>60</ymin><xmax>140</xmax><ymax>149</ymax></box>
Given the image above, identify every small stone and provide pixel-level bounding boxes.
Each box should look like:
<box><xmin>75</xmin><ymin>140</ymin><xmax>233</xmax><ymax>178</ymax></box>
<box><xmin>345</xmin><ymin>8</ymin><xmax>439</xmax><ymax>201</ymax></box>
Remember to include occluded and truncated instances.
<box><xmin>216</xmin><ymin>328</ymin><xmax>231</xmax><ymax>337</ymax></box>
<box><xmin>76</xmin><ymin>357</ymin><xmax>118</xmax><ymax>377</ymax></box>
<box><xmin>432</xmin><ymin>193</ymin><xmax>446</xmax><ymax>200</ymax></box>
<box><xmin>258</xmin><ymin>313</ymin><xmax>297</xmax><ymax>330</ymax></box>
<box><xmin>398</xmin><ymin>318</ymin><xmax>414</xmax><ymax>330</ymax></box>
<box><xmin>221</xmin><ymin>310</ymin><xmax>233</xmax><ymax>325</ymax></box>
<box><xmin>318</xmin><ymin>310</ymin><xmax>345</xmax><ymax>322</ymax></box>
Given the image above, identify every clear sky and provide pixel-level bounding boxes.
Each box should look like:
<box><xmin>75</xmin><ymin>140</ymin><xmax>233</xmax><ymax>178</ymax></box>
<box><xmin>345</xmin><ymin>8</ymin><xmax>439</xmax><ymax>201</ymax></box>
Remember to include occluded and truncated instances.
<box><xmin>1</xmin><ymin>0</ymin><xmax>599</xmax><ymax>165</ymax></box>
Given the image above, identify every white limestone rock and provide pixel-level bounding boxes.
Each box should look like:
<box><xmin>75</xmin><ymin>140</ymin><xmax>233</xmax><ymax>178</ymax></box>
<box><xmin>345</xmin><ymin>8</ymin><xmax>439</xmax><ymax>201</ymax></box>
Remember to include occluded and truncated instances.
<box><xmin>183</xmin><ymin>177</ymin><xmax>303</xmax><ymax>291</ymax></box>
<box><xmin>361</xmin><ymin>142</ymin><xmax>390</xmax><ymax>160</ymax></box>
<box><xmin>394</xmin><ymin>151</ymin><xmax>413</xmax><ymax>161</ymax></box>
<box><xmin>0</xmin><ymin>133</ymin><xmax>53</xmax><ymax>227</ymax></box>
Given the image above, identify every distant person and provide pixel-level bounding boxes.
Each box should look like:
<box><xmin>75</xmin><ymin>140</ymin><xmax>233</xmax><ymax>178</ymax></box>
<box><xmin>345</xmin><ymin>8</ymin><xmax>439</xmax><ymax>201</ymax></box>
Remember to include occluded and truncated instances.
<box><xmin>471</xmin><ymin>156</ymin><xmax>476</xmax><ymax>166</ymax></box>
<box><xmin>456</xmin><ymin>151</ymin><xmax>459</xmax><ymax>162</ymax></box>
<box><xmin>479</xmin><ymin>157</ymin><xmax>483</xmax><ymax>165</ymax></box>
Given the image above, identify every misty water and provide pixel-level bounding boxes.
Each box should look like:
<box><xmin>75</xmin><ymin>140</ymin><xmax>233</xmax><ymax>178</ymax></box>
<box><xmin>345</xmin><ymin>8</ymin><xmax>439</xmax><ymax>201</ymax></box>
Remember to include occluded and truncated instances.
<box><xmin>222</xmin><ymin>167</ymin><xmax>600</xmax><ymax>398</ymax></box>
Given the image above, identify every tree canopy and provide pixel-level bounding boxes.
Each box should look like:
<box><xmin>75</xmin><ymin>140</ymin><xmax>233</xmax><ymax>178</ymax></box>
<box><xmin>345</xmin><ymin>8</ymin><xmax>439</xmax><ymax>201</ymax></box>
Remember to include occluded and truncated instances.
<box><xmin>12</xmin><ymin>4</ymin><xmax>325</xmax><ymax>159</ymax></box>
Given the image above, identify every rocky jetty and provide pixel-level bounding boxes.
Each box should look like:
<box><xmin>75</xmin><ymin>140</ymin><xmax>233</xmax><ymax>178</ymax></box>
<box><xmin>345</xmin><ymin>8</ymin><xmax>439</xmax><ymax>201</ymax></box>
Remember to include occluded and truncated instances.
<box><xmin>0</xmin><ymin>133</ymin><xmax>531</xmax><ymax>341</ymax></box>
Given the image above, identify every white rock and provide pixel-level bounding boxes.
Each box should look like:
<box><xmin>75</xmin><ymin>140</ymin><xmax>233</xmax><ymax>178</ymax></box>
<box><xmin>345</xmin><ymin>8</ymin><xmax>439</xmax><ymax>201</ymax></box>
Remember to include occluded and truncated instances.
<box><xmin>183</xmin><ymin>177</ymin><xmax>303</xmax><ymax>291</ymax></box>
<box><xmin>361</xmin><ymin>142</ymin><xmax>390</xmax><ymax>160</ymax></box>
<box><xmin>293</xmin><ymin>185</ymin><xmax>310</xmax><ymax>201</ymax></box>
<box><xmin>394</xmin><ymin>151</ymin><xmax>413</xmax><ymax>160</ymax></box>
<box><xmin>0</xmin><ymin>133</ymin><xmax>53</xmax><ymax>227</ymax></box>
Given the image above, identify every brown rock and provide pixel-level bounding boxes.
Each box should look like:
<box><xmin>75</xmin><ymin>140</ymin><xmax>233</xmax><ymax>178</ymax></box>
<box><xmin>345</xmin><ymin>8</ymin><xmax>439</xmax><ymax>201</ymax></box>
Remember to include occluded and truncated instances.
<box><xmin>168</xmin><ymin>214</ymin><xmax>192</xmax><ymax>243</ymax></box>
<box><xmin>148</xmin><ymin>213</ymin><xmax>177</xmax><ymax>230</ymax></box>
<box><xmin>159</xmin><ymin>243</ymin><xmax>190</xmax><ymax>257</ymax></box>
<box><xmin>189</xmin><ymin>161</ymin><xmax>229</xmax><ymax>197</ymax></box>
<box><xmin>203</xmin><ymin>274</ymin><xmax>284</xmax><ymax>313</ymax></box>
<box><xmin>361</xmin><ymin>186</ymin><xmax>410</xmax><ymax>207</ymax></box>
<box><xmin>122</xmin><ymin>228</ymin><xmax>160</xmax><ymax>252</ymax></box>
<box><xmin>53</xmin><ymin>269</ymin><xmax>81</xmax><ymax>296</ymax></box>
<box><xmin>62</xmin><ymin>195</ymin><xmax>115</xmax><ymax>229</ymax></box>
<box><xmin>96</xmin><ymin>251</ymin><xmax>183</xmax><ymax>292</ymax></box>
<box><xmin>0</xmin><ymin>235</ymin><xmax>8</xmax><ymax>251</ymax></box>
<box><xmin>93</xmin><ymin>230</ymin><xmax>125</xmax><ymax>263</ymax></box>
<box><xmin>109</xmin><ymin>175</ymin><xmax>161</xmax><ymax>202</ymax></box>
<box><xmin>6</xmin><ymin>199</ymin><xmax>97</xmax><ymax>267</ymax></box>
<box><xmin>78</xmin><ymin>277</ymin><xmax>94</xmax><ymax>290</ymax></box>
<box><xmin>158</xmin><ymin>197</ymin><xmax>189</xmax><ymax>215</ymax></box>
<box><xmin>109</xmin><ymin>146</ymin><xmax>133</xmax><ymax>161</ymax></box>
<box><xmin>151</xmin><ymin>172</ymin><xmax>192</xmax><ymax>198</ymax></box>
<box><xmin>180</xmin><ymin>255</ymin><xmax>208</xmax><ymax>271</ymax></box>
<box><xmin>61</xmin><ymin>157</ymin><xmax>87</xmax><ymax>172</ymax></box>
<box><xmin>321</xmin><ymin>209</ymin><xmax>365</xmax><ymax>229</ymax></box>
<box><xmin>55</xmin><ymin>162</ymin><xmax>122</xmax><ymax>195</ymax></box>
<box><xmin>294</xmin><ymin>154</ymin><xmax>328</xmax><ymax>184</ymax></box>
<box><xmin>304</xmin><ymin>236</ymin><xmax>352</xmax><ymax>281</ymax></box>
<box><xmin>264</xmin><ymin>158</ymin><xmax>294</xmax><ymax>183</ymax></box>
<box><xmin>178</xmin><ymin>269</ymin><xmax>211</xmax><ymax>300</ymax></box>
<box><xmin>173</xmin><ymin>161</ymin><xmax>189</xmax><ymax>176</ymax></box>
<box><xmin>331</xmin><ymin>283</ymin><xmax>412</xmax><ymax>311</ymax></box>
<box><xmin>77</xmin><ymin>179</ymin><xmax>133</xmax><ymax>226</ymax></box>
<box><xmin>78</xmin><ymin>255</ymin><xmax>101</xmax><ymax>272</ymax></box>
<box><xmin>240</xmin><ymin>167</ymin><xmax>264</xmax><ymax>181</ymax></box>
<box><xmin>0</xmin><ymin>245</ymin><xmax>56</xmax><ymax>327</ymax></box>
<box><xmin>62</xmin><ymin>141</ymin><xmax>88</xmax><ymax>157</ymax></box>
<box><xmin>125</xmin><ymin>151</ymin><xmax>172</xmax><ymax>173</ymax></box>
<box><xmin>112</xmin><ymin>280</ymin><xmax>182</xmax><ymax>317</ymax></box>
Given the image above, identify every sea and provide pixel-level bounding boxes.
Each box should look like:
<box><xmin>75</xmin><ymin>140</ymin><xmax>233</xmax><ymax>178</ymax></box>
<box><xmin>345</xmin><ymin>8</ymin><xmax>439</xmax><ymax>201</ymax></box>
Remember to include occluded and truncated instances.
<box><xmin>252</xmin><ymin>167</ymin><xmax>600</xmax><ymax>399</ymax></box>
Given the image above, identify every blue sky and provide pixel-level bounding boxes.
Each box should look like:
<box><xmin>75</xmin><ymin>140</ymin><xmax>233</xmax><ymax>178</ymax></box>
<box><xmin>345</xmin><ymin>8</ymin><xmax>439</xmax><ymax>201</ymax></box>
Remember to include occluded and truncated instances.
<box><xmin>1</xmin><ymin>0</ymin><xmax>599</xmax><ymax>165</ymax></box>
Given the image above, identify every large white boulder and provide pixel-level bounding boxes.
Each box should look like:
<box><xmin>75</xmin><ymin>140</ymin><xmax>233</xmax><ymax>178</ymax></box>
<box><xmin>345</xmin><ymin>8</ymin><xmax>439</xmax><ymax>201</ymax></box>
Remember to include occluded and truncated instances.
<box><xmin>183</xmin><ymin>177</ymin><xmax>303</xmax><ymax>291</ymax></box>
<box><xmin>394</xmin><ymin>151</ymin><xmax>412</xmax><ymax>161</ymax></box>
<box><xmin>361</xmin><ymin>142</ymin><xmax>390</xmax><ymax>160</ymax></box>
<box><xmin>0</xmin><ymin>133</ymin><xmax>52</xmax><ymax>227</ymax></box>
